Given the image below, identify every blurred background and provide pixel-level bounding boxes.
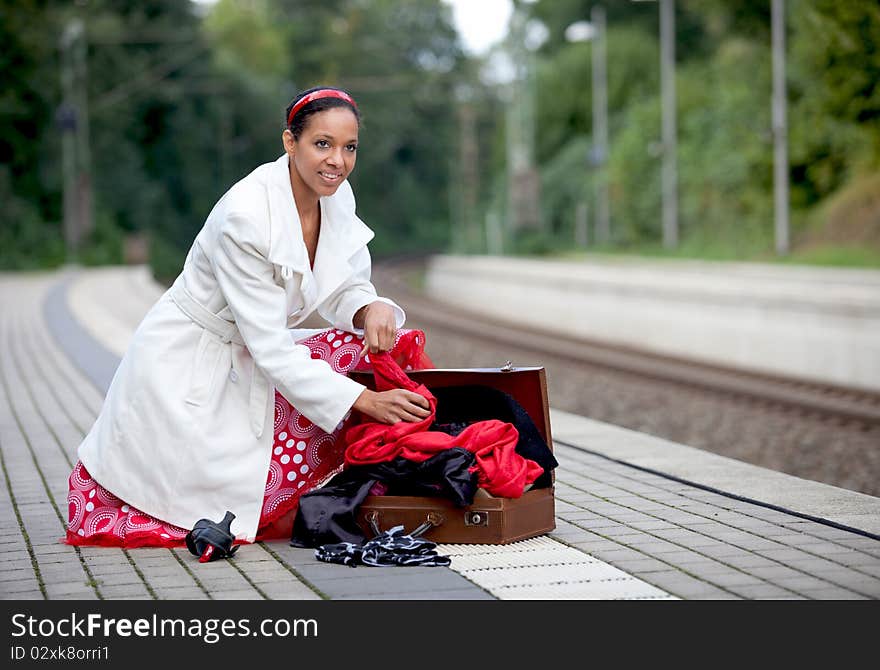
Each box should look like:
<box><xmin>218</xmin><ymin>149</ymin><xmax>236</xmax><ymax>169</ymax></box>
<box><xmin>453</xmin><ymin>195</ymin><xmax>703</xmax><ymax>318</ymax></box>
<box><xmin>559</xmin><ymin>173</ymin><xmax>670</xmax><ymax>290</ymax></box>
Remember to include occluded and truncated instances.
<box><xmin>2</xmin><ymin>0</ymin><xmax>879</xmax><ymax>284</ymax></box>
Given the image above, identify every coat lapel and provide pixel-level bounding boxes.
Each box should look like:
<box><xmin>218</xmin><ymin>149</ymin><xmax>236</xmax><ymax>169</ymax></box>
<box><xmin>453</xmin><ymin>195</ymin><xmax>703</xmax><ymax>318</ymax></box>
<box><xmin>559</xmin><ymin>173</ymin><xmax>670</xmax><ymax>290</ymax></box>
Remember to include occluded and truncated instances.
<box><xmin>264</xmin><ymin>154</ymin><xmax>375</xmax><ymax>319</ymax></box>
<box><xmin>266</xmin><ymin>154</ymin><xmax>309</xmax><ymax>274</ymax></box>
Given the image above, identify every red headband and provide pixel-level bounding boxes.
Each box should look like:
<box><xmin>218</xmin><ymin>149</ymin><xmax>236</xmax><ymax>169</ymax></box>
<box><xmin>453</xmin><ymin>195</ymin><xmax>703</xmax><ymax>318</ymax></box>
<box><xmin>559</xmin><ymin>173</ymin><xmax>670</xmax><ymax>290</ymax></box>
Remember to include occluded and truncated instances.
<box><xmin>287</xmin><ymin>89</ymin><xmax>358</xmax><ymax>127</ymax></box>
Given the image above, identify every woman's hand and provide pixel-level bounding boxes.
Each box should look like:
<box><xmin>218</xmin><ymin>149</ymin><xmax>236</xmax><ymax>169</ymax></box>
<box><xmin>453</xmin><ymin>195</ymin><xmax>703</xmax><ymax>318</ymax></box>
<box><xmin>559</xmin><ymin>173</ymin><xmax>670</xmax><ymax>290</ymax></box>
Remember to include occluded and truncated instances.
<box><xmin>356</xmin><ymin>301</ymin><xmax>397</xmax><ymax>355</ymax></box>
<box><xmin>352</xmin><ymin>388</ymin><xmax>432</xmax><ymax>424</ymax></box>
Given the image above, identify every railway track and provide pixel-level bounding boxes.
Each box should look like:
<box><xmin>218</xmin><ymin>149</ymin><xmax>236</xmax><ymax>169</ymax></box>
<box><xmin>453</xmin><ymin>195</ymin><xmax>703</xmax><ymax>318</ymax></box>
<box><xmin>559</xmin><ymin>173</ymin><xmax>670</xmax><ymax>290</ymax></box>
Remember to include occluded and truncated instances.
<box><xmin>371</xmin><ymin>256</ymin><xmax>880</xmax><ymax>497</ymax></box>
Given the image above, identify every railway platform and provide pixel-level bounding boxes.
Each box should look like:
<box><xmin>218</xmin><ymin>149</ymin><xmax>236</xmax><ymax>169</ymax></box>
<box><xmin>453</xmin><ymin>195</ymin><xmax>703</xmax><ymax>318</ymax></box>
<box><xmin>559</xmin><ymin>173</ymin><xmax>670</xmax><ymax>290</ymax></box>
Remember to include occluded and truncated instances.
<box><xmin>423</xmin><ymin>253</ymin><xmax>880</xmax><ymax>392</ymax></box>
<box><xmin>1</xmin><ymin>264</ymin><xmax>879</xmax><ymax>601</ymax></box>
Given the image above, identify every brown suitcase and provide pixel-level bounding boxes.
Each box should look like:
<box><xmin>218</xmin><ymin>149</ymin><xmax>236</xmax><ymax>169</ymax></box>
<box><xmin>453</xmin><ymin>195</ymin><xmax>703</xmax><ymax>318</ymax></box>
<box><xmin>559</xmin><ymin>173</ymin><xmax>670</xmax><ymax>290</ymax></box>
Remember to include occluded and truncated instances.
<box><xmin>348</xmin><ymin>366</ymin><xmax>556</xmax><ymax>544</ymax></box>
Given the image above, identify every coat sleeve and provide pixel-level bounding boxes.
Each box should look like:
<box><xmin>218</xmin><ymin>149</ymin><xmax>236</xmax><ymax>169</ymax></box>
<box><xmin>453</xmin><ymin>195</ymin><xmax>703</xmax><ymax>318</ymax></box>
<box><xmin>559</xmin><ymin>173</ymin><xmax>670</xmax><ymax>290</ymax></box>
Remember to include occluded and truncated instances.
<box><xmin>316</xmin><ymin>245</ymin><xmax>406</xmax><ymax>335</ymax></box>
<box><xmin>211</xmin><ymin>209</ymin><xmax>366</xmax><ymax>434</ymax></box>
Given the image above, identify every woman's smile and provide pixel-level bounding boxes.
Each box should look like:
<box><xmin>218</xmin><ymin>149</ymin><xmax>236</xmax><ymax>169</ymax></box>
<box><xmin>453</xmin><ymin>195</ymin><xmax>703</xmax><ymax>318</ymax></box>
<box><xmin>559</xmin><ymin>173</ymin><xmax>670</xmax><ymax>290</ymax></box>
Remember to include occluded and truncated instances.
<box><xmin>319</xmin><ymin>170</ymin><xmax>343</xmax><ymax>184</ymax></box>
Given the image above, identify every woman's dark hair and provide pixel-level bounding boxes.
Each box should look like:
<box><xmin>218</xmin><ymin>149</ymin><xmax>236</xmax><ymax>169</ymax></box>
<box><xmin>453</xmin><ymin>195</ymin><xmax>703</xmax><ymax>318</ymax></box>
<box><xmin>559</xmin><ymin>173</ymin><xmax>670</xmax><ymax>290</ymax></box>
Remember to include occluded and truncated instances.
<box><xmin>285</xmin><ymin>86</ymin><xmax>361</xmax><ymax>140</ymax></box>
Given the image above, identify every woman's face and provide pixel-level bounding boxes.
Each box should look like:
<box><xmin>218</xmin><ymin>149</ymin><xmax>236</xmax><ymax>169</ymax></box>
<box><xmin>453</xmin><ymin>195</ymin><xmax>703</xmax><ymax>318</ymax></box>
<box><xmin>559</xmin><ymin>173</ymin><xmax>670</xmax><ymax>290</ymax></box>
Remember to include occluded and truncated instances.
<box><xmin>285</xmin><ymin>106</ymin><xmax>359</xmax><ymax>201</ymax></box>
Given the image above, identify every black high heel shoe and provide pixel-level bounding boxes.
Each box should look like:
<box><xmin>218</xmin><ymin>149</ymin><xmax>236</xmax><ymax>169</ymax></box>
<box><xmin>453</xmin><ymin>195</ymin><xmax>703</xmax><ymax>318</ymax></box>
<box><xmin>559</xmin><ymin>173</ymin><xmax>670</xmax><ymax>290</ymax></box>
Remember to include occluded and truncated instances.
<box><xmin>185</xmin><ymin>511</ymin><xmax>240</xmax><ymax>563</ymax></box>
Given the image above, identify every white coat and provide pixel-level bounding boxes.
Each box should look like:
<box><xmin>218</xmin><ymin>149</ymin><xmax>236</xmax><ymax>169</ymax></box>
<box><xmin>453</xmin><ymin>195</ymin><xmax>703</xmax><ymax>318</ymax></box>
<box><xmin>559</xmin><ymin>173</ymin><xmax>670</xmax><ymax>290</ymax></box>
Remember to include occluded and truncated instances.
<box><xmin>77</xmin><ymin>154</ymin><xmax>405</xmax><ymax>541</ymax></box>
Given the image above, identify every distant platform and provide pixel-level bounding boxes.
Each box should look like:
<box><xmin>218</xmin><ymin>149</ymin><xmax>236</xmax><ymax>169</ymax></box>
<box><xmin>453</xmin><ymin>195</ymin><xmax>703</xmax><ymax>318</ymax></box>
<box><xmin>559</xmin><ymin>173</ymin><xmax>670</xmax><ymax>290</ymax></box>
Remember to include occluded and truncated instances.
<box><xmin>424</xmin><ymin>254</ymin><xmax>880</xmax><ymax>392</ymax></box>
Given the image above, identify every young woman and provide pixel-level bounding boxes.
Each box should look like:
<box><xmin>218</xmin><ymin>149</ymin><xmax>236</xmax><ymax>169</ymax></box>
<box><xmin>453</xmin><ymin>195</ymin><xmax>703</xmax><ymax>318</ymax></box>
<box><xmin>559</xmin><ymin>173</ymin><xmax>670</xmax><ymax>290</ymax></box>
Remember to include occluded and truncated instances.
<box><xmin>66</xmin><ymin>86</ymin><xmax>432</xmax><ymax>547</ymax></box>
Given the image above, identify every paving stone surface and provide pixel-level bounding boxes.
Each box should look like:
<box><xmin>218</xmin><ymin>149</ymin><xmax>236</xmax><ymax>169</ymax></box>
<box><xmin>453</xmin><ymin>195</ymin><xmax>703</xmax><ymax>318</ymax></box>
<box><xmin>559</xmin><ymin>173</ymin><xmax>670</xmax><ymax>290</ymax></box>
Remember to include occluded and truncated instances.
<box><xmin>1</xmin><ymin>268</ymin><xmax>878</xmax><ymax>601</ymax></box>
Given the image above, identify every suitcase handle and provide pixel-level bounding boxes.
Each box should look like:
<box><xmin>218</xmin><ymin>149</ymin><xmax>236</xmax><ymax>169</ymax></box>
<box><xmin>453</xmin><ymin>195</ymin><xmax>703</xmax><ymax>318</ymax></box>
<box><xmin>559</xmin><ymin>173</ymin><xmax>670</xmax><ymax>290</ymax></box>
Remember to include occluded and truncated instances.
<box><xmin>364</xmin><ymin>510</ymin><xmax>445</xmax><ymax>538</ymax></box>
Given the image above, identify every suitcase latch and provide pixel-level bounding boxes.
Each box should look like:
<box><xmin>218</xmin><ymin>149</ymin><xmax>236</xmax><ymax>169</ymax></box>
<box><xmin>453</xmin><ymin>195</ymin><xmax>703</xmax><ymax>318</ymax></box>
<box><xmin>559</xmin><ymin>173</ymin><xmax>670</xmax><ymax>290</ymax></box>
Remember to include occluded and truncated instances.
<box><xmin>464</xmin><ymin>511</ymin><xmax>489</xmax><ymax>526</ymax></box>
<box><xmin>364</xmin><ymin>510</ymin><xmax>445</xmax><ymax>538</ymax></box>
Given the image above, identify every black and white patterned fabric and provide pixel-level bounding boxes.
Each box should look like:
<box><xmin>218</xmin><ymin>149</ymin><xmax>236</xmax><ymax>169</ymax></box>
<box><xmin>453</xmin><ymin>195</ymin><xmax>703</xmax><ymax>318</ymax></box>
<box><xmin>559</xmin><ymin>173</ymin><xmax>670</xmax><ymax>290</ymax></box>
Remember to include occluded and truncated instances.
<box><xmin>315</xmin><ymin>525</ymin><xmax>452</xmax><ymax>568</ymax></box>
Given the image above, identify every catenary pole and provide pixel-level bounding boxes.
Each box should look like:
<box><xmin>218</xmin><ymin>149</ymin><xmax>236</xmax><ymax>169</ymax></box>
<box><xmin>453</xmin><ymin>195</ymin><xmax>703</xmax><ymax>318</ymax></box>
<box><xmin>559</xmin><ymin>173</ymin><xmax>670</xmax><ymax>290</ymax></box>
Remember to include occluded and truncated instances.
<box><xmin>660</xmin><ymin>0</ymin><xmax>678</xmax><ymax>248</ymax></box>
<box><xmin>772</xmin><ymin>0</ymin><xmax>789</xmax><ymax>255</ymax></box>
<box><xmin>592</xmin><ymin>5</ymin><xmax>610</xmax><ymax>244</ymax></box>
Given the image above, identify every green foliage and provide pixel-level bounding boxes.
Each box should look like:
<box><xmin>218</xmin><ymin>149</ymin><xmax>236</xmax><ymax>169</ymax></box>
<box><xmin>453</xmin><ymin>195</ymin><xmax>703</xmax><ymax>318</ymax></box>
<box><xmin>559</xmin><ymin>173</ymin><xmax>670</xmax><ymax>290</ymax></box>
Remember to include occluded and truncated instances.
<box><xmin>1</xmin><ymin>0</ymin><xmax>463</xmax><ymax>276</ymax></box>
<box><xmin>525</xmin><ymin>0</ymin><xmax>880</xmax><ymax>263</ymax></box>
<box><xmin>205</xmin><ymin>0</ymin><xmax>288</xmax><ymax>81</ymax></box>
<box><xmin>534</xmin><ymin>42</ymin><xmax>593</xmax><ymax>164</ymax></box>
<box><xmin>3</xmin><ymin>0</ymin><xmax>880</xmax><ymax>274</ymax></box>
<box><xmin>192</xmin><ymin>0</ymin><xmax>465</xmax><ymax>264</ymax></box>
<box><xmin>508</xmin><ymin>229</ymin><xmax>563</xmax><ymax>256</ymax></box>
<box><xmin>534</xmin><ymin>26</ymin><xmax>659</xmax><ymax>165</ymax></box>
<box><xmin>78</xmin><ymin>210</ymin><xmax>125</xmax><ymax>267</ymax></box>
<box><xmin>532</xmin><ymin>3</ymin><xmax>781</xmax><ymax>255</ymax></box>
<box><xmin>675</xmin><ymin>38</ymin><xmax>775</xmax><ymax>253</ymax></box>
<box><xmin>0</xmin><ymin>0</ymin><xmax>65</xmax><ymax>269</ymax></box>
<box><xmin>782</xmin><ymin>245</ymin><xmax>880</xmax><ymax>268</ymax></box>
<box><xmin>607</xmin><ymin>97</ymin><xmax>662</xmax><ymax>245</ymax></box>
<box><xmin>796</xmin><ymin>172</ymin><xmax>880</xmax><ymax>250</ymax></box>
<box><xmin>148</xmin><ymin>232</ymin><xmax>186</xmax><ymax>287</ymax></box>
<box><xmin>527</xmin><ymin>0</ymin><xmax>660</xmax><ymax>53</ymax></box>
<box><xmin>535</xmin><ymin>25</ymin><xmax>661</xmax><ymax>245</ymax></box>
<box><xmin>271</xmin><ymin>0</ymin><xmax>464</xmax><ymax>252</ymax></box>
<box><xmin>788</xmin><ymin>1</ymin><xmax>880</xmax><ymax>204</ymax></box>
<box><xmin>679</xmin><ymin>0</ymin><xmax>771</xmax><ymax>44</ymax></box>
<box><xmin>538</xmin><ymin>134</ymin><xmax>590</xmax><ymax>240</ymax></box>
<box><xmin>0</xmin><ymin>167</ymin><xmax>66</xmax><ymax>270</ymax></box>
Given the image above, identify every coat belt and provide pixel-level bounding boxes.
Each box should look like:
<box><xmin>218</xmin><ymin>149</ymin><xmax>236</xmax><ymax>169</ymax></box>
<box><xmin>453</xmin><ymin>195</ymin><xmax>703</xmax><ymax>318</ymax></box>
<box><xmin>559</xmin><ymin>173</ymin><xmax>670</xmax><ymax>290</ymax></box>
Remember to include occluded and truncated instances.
<box><xmin>170</xmin><ymin>282</ymin><xmax>245</xmax><ymax>345</ymax></box>
<box><xmin>170</xmin><ymin>282</ymin><xmax>270</xmax><ymax>439</ymax></box>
